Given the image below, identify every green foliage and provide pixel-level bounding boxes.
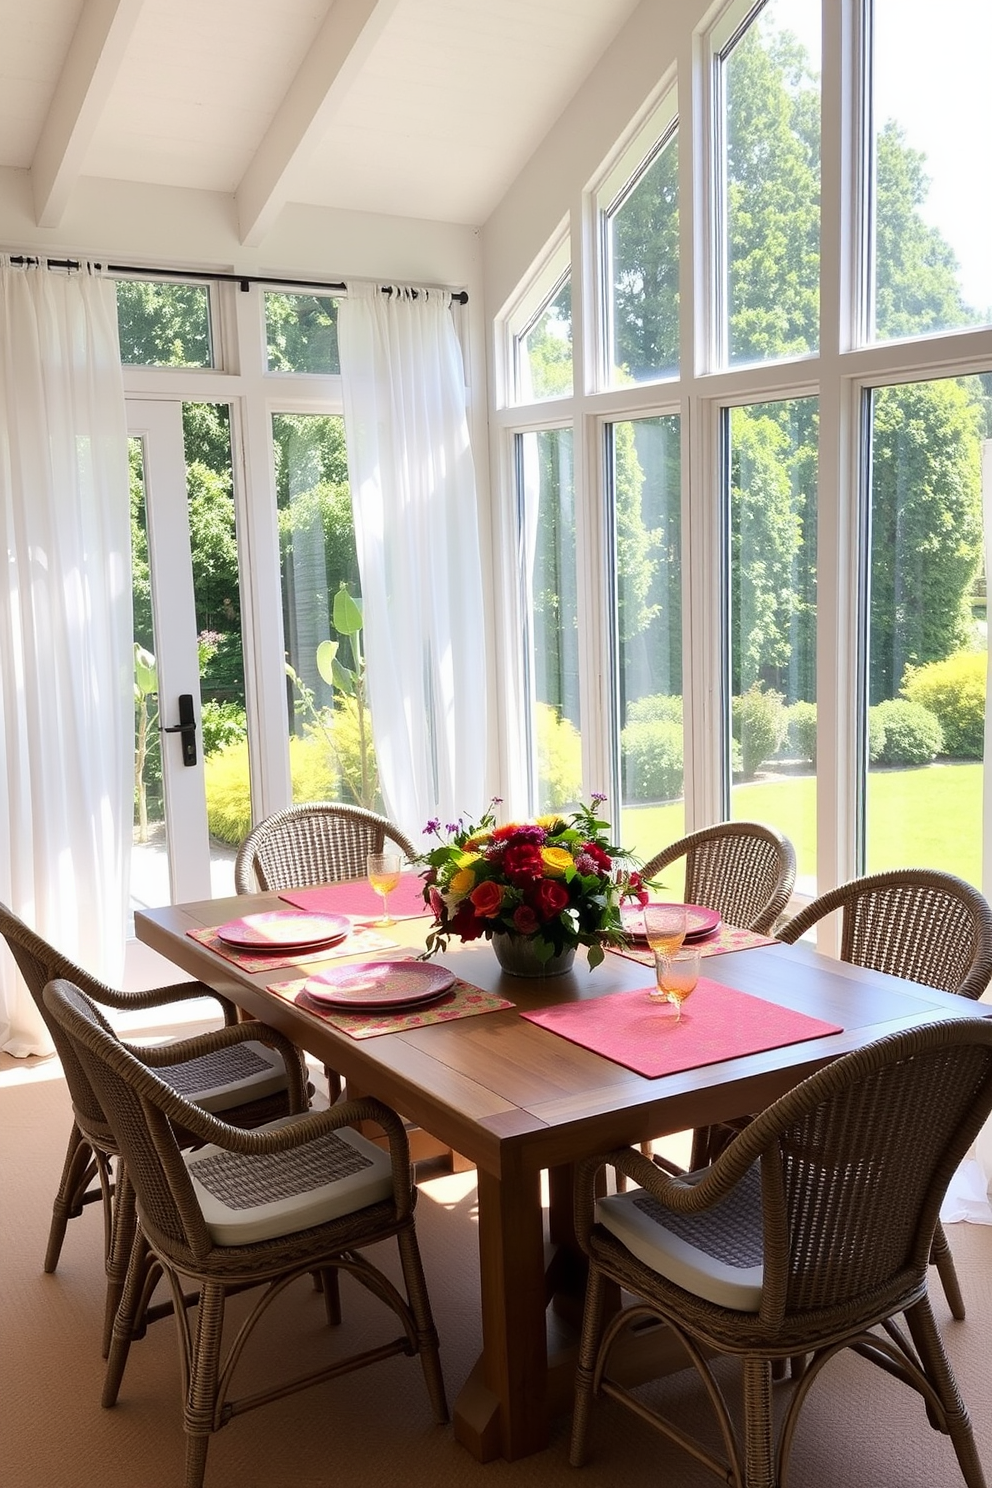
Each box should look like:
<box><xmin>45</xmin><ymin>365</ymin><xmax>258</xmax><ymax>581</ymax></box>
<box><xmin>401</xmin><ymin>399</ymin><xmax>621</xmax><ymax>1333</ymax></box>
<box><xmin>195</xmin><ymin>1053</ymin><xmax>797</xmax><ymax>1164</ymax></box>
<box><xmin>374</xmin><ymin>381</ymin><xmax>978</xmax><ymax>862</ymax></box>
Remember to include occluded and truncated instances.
<box><xmin>869</xmin><ymin>379</ymin><xmax>984</xmax><ymax>702</ymax></box>
<box><xmin>536</xmin><ymin>703</ymin><xmax>582</xmax><ymax>809</ymax></box>
<box><xmin>264</xmin><ymin>293</ymin><xmax>340</xmax><ymax>374</ymax></box>
<box><xmin>621</xmin><ymin>717</ymin><xmax>684</xmax><ymax>803</ymax></box>
<box><xmin>901</xmin><ymin>651</ymin><xmax>987</xmax><ymax>759</ymax></box>
<box><xmin>200</xmin><ymin>700</ymin><xmax>247</xmax><ymax>756</ymax></box>
<box><xmin>869</xmin><ymin>699</ymin><xmax>943</xmax><ymax>766</ymax></box>
<box><xmin>732</xmin><ymin>685</ymin><xmax>789</xmax><ymax>779</ymax></box>
<box><xmin>115</xmin><ymin>280</ymin><xmax>211</xmax><ymax>366</ymax></box>
<box><xmin>627</xmin><ymin>693</ymin><xmax>684</xmax><ymax>725</ymax></box>
<box><xmin>521</xmin><ymin>279</ymin><xmax>572</xmax><ymax>397</ymax></box>
<box><xmin>787</xmin><ymin>700</ymin><xmax>817</xmax><ymax>765</ymax></box>
<box><xmin>612</xmin><ymin>130</ymin><xmax>680</xmax><ymax>381</ymax></box>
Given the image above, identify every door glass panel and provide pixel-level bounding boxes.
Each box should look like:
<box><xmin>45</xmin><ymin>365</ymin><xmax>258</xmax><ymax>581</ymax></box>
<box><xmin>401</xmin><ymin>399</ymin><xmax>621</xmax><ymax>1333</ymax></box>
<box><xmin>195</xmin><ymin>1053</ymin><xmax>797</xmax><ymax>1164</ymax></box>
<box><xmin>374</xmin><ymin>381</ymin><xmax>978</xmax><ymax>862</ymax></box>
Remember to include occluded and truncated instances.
<box><xmin>518</xmin><ymin>428</ymin><xmax>580</xmax><ymax>813</ymax></box>
<box><xmin>612</xmin><ymin>416</ymin><xmax>684</xmax><ymax>863</ymax></box>
<box><xmin>871</xmin><ymin>0</ymin><xmax>992</xmax><ymax>342</ymax></box>
<box><xmin>272</xmin><ymin>414</ymin><xmax>377</xmax><ymax>808</ymax></box>
<box><xmin>130</xmin><ymin>437</ymin><xmax>165</xmax><ymax>908</ymax></box>
<box><xmin>865</xmin><ymin>375</ymin><xmax>988</xmax><ymax>885</ymax></box>
<box><xmin>720</xmin><ymin>0</ymin><xmax>821</xmax><ymax>366</ymax></box>
<box><xmin>728</xmin><ymin>397</ymin><xmax>818</xmax><ymax>895</ymax></box>
<box><xmin>187</xmin><ymin>404</ymin><xmax>249</xmax><ymax>888</ymax></box>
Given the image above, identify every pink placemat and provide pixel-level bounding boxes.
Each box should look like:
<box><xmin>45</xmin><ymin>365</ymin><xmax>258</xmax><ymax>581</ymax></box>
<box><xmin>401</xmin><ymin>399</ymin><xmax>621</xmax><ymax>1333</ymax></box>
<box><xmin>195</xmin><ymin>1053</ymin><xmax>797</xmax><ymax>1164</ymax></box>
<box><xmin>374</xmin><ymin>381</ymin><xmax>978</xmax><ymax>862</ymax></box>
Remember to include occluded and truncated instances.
<box><xmin>521</xmin><ymin>977</ymin><xmax>841</xmax><ymax>1079</ymax></box>
<box><xmin>187</xmin><ymin>923</ymin><xmax>400</xmax><ymax>973</ymax></box>
<box><xmin>609</xmin><ymin>923</ymin><xmax>779</xmax><ymax>965</ymax></box>
<box><xmin>268</xmin><ymin>971</ymin><xmax>513</xmax><ymax>1039</ymax></box>
<box><xmin>278</xmin><ymin>873</ymin><xmax>428</xmax><ymax>922</ymax></box>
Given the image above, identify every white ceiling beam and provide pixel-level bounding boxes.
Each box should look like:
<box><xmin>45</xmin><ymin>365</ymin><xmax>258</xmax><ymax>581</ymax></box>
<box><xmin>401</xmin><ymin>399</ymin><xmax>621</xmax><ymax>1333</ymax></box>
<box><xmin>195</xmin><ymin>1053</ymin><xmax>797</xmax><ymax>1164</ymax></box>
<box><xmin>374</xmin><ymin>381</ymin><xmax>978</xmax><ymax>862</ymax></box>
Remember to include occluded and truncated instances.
<box><xmin>32</xmin><ymin>0</ymin><xmax>145</xmax><ymax>228</ymax></box>
<box><xmin>236</xmin><ymin>0</ymin><xmax>401</xmax><ymax>247</ymax></box>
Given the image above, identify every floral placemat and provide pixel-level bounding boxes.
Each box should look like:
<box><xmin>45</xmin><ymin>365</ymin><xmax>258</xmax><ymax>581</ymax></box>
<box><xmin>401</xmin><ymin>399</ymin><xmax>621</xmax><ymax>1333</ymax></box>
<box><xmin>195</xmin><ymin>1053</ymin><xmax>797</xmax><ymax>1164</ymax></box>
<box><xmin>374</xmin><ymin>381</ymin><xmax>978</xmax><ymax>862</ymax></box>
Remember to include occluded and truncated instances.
<box><xmin>267</xmin><ymin>971</ymin><xmax>513</xmax><ymax>1039</ymax></box>
<box><xmin>186</xmin><ymin>923</ymin><xmax>401</xmax><ymax>973</ymax></box>
<box><xmin>609</xmin><ymin>923</ymin><xmax>779</xmax><ymax>966</ymax></box>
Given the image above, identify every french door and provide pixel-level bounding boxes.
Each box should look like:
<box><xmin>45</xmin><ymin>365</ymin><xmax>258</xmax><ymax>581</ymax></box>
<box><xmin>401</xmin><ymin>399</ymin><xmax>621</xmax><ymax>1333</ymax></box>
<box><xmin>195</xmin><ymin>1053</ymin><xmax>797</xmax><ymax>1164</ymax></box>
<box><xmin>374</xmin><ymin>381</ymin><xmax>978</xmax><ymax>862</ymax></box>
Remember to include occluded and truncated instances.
<box><xmin>127</xmin><ymin>398</ymin><xmax>239</xmax><ymax>911</ymax></box>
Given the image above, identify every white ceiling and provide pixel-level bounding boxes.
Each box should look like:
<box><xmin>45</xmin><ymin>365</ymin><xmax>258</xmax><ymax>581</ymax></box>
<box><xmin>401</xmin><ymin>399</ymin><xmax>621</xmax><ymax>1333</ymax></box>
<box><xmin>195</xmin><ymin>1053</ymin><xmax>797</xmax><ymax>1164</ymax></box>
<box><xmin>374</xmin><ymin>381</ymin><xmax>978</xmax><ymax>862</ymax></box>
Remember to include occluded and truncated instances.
<box><xmin>0</xmin><ymin>0</ymin><xmax>641</xmax><ymax>243</ymax></box>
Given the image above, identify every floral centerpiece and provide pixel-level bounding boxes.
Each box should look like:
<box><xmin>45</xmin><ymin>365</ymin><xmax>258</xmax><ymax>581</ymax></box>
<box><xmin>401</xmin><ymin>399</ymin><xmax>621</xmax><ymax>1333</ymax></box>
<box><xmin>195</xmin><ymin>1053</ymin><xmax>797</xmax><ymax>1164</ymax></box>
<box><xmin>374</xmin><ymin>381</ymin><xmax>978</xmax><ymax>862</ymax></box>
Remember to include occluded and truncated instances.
<box><xmin>416</xmin><ymin>794</ymin><xmax>647</xmax><ymax>973</ymax></box>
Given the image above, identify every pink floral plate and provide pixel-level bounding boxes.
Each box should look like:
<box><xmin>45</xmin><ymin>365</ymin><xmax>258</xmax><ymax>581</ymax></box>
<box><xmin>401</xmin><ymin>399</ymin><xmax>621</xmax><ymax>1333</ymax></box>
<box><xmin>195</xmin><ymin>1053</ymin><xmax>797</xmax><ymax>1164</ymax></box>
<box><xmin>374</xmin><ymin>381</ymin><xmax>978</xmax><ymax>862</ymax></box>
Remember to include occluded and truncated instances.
<box><xmin>621</xmin><ymin>902</ymin><xmax>721</xmax><ymax>943</ymax></box>
<box><xmin>302</xmin><ymin>962</ymin><xmax>456</xmax><ymax>1010</ymax></box>
<box><xmin>215</xmin><ymin>910</ymin><xmax>351</xmax><ymax>951</ymax></box>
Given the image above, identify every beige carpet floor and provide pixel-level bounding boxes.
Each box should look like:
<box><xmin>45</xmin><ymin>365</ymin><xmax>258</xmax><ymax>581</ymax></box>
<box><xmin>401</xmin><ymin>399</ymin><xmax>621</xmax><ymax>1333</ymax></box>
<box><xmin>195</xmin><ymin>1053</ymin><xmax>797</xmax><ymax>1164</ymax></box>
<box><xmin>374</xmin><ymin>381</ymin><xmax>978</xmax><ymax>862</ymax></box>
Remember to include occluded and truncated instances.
<box><xmin>2</xmin><ymin>1052</ymin><xmax>991</xmax><ymax>1488</ymax></box>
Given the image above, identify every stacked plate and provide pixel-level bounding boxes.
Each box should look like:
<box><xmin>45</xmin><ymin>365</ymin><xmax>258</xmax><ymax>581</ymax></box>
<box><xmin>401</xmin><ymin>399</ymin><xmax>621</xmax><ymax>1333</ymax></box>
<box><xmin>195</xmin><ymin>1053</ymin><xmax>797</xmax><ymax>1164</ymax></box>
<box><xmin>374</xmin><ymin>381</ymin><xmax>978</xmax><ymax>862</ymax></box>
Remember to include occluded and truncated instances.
<box><xmin>214</xmin><ymin>910</ymin><xmax>351</xmax><ymax>951</ymax></box>
<box><xmin>621</xmin><ymin>902</ymin><xmax>721</xmax><ymax>944</ymax></box>
<box><xmin>301</xmin><ymin>962</ymin><xmax>456</xmax><ymax>1011</ymax></box>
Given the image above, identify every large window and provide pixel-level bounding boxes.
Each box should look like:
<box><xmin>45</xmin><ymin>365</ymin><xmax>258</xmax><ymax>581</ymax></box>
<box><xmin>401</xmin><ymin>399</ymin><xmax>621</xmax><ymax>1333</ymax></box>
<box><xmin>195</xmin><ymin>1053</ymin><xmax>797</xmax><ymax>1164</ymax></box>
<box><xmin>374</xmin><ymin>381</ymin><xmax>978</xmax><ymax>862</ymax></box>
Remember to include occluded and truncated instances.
<box><xmin>497</xmin><ymin>0</ymin><xmax>992</xmax><ymax>908</ymax></box>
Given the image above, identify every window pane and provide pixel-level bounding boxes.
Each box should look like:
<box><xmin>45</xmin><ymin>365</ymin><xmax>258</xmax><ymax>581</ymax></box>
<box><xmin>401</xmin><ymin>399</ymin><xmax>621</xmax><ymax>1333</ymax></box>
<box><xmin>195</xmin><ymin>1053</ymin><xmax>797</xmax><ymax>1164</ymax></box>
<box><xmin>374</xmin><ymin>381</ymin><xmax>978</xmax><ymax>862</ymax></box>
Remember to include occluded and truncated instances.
<box><xmin>612</xmin><ymin>417</ymin><xmax>684</xmax><ymax>863</ymax></box>
<box><xmin>865</xmin><ymin>376</ymin><xmax>988</xmax><ymax>884</ymax></box>
<box><xmin>871</xmin><ymin>2</ymin><xmax>992</xmax><ymax>342</ymax></box>
<box><xmin>728</xmin><ymin>398</ymin><xmax>818</xmax><ymax>893</ymax></box>
<box><xmin>518</xmin><ymin>429</ymin><xmax>580</xmax><ymax>812</ymax></box>
<box><xmin>265</xmin><ymin>292</ymin><xmax>341</xmax><ymax>373</ymax></box>
<box><xmin>722</xmin><ymin>0</ymin><xmax>820</xmax><ymax>366</ymax></box>
<box><xmin>607</xmin><ymin>128</ymin><xmax>679</xmax><ymax>385</ymax></box>
<box><xmin>116</xmin><ymin>280</ymin><xmax>212</xmax><ymax>366</ymax></box>
<box><xmin>273</xmin><ymin>414</ymin><xmax>377</xmax><ymax>808</ymax></box>
<box><xmin>516</xmin><ymin>276</ymin><xmax>572</xmax><ymax>400</ymax></box>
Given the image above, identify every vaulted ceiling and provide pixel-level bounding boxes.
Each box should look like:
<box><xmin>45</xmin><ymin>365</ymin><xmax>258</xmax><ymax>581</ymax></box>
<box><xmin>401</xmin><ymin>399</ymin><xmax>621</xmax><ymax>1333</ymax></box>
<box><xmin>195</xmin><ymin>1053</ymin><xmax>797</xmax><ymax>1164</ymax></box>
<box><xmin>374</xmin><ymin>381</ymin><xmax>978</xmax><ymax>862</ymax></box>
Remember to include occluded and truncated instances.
<box><xmin>0</xmin><ymin>0</ymin><xmax>642</xmax><ymax>244</ymax></box>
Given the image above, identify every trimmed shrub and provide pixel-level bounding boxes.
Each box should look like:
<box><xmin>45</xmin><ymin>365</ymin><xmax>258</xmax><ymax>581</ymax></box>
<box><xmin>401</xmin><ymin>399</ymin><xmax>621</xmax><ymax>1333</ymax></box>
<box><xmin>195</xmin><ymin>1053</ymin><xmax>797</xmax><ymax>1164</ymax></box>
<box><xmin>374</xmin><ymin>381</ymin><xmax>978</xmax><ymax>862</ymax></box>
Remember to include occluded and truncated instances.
<box><xmin>867</xmin><ymin>707</ymin><xmax>887</xmax><ymax>762</ymax></box>
<box><xmin>901</xmin><ymin>651</ymin><xmax>986</xmax><ymax>759</ymax></box>
<box><xmin>621</xmin><ymin>718</ymin><xmax>684</xmax><ymax>802</ymax></box>
<box><xmin>869</xmin><ymin>698</ymin><xmax>943</xmax><ymax>766</ymax></box>
<box><xmin>787</xmin><ymin>700</ymin><xmax>817</xmax><ymax>765</ymax></box>
<box><xmin>204</xmin><ymin>734</ymin><xmax>340</xmax><ymax>846</ymax></box>
<box><xmin>732</xmin><ymin>685</ymin><xmax>788</xmax><ymax>779</ymax></box>
<box><xmin>536</xmin><ymin>703</ymin><xmax>582</xmax><ymax>808</ymax></box>
<box><xmin>626</xmin><ymin>693</ymin><xmax>684</xmax><ymax>726</ymax></box>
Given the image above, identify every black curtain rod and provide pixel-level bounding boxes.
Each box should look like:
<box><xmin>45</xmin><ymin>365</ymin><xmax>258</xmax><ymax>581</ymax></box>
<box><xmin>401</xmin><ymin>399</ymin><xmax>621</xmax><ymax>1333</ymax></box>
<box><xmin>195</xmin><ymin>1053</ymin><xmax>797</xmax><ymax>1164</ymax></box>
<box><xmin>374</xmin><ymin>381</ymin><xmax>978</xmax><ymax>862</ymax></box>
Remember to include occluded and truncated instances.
<box><xmin>7</xmin><ymin>255</ymin><xmax>468</xmax><ymax>304</ymax></box>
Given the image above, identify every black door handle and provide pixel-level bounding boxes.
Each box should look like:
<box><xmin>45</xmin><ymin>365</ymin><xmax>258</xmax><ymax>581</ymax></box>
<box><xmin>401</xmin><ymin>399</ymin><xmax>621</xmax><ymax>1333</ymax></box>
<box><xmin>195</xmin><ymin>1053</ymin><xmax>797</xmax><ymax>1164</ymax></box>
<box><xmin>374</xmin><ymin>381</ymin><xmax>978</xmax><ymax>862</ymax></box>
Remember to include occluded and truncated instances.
<box><xmin>161</xmin><ymin>693</ymin><xmax>197</xmax><ymax>767</ymax></box>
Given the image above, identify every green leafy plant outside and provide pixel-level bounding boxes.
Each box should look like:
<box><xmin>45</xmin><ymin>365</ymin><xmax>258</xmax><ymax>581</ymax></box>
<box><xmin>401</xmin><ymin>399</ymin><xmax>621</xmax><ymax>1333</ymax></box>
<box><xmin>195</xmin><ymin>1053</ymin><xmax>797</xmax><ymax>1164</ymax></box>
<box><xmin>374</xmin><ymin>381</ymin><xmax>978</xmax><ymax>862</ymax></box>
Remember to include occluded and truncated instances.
<box><xmin>901</xmin><ymin>651</ymin><xmax>986</xmax><ymax>758</ymax></box>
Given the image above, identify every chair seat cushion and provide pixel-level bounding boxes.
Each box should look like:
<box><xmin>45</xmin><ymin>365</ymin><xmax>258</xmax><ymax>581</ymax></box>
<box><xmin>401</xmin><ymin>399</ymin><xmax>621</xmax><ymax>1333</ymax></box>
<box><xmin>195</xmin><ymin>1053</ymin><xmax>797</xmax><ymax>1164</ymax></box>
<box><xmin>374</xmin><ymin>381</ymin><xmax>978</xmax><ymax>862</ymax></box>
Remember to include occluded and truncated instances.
<box><xmin>595</xmin><ymin>1162</ymin><xmax>764</xmax><ymax>1312</ymax></box>
<box><xmin>164</xmin><ymin>1040</ymin><xmax>290</xmax><ymax>1112</ymax></box>
<box><xmin>184</xmin><ymin>1116</ymin><xmax>394</xmax><ymax>1245</ymax></box>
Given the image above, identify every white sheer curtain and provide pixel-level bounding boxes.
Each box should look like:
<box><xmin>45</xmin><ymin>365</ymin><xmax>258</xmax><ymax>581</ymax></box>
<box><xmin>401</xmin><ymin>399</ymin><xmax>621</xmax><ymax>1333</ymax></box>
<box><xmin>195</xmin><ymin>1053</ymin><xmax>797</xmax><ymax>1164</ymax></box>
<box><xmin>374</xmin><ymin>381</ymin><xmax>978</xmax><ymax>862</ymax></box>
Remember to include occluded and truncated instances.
<box><xmin>337</xmin><ymin>283</ymin><xmax>487</xmax><ymax>838</ymax></box>
<box><xmin>0</xmin><ymin>263</ymin><xmax>132</xmax><ymax>1055</ymax></box>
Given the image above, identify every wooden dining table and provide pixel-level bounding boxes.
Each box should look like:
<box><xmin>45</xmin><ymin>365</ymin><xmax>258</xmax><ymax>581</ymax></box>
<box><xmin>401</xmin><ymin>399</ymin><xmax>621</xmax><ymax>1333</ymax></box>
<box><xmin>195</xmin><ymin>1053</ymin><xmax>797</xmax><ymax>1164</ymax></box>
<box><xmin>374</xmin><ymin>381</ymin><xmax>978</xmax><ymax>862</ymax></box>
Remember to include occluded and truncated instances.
<box><xmin>135</xmin><ymin>891</ymin><xmax>992</xmax><ymax>1463</ymax></box>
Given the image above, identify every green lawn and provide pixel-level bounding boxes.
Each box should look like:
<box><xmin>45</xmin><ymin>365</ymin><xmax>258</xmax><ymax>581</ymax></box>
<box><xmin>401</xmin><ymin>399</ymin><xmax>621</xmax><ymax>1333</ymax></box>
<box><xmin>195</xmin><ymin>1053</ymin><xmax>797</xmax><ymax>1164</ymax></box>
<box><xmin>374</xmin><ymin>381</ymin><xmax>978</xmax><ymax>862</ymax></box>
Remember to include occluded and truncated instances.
<box><xmin>620</xmin><ymin>761</ymin><xmax>983</xmax><ymax>890</ymax></box>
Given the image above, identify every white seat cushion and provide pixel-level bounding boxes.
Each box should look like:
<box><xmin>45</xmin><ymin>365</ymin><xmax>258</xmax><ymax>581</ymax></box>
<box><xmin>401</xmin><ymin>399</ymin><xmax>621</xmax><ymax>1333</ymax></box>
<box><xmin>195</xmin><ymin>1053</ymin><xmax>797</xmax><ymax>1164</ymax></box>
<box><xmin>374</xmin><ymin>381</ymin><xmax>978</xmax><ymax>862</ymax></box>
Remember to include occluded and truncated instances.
<box><xmin>596</xmin><ymin>1162</ymin><xmax>764</xmax><ymax>1312</ymax></box>
<box><xmin>164</xmin><ymin>1040</ymin><xmax>290</xmax><ymax>1112</ymax></box>
<box><xmin>184</xmin><ymin>1115</ymin><xmax>395</xmax><ymax>1245</ymax></box>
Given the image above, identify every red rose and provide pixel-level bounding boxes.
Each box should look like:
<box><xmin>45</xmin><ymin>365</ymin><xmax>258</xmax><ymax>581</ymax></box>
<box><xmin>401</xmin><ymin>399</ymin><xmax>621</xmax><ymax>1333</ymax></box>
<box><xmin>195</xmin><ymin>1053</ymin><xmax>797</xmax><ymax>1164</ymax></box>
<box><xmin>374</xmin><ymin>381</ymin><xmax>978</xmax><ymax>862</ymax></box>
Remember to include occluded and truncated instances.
<box><xmin>429</xmin><ymin>886</ymin><xmax>445</xmax><ymax>919</ymax></box>
<box><xmin>534</xmin><ymin>879</ymin><xmax>570</xmax><ymax>921</ymax></box>
<box><xmin>512</xmin><ymin>904</ymin><xmax>539</xmax><ymax>935</ymax></box>
<box><xmin>502</xmin><ymin>842</ymin><xmax>545</xmax><ymax>883</ymax></box>
<box><xmin>627</xmin><ymin>871</ymin><xmax>649</xmax><ymax>906</ymax></box>
<box><xmin>450</xmin><ymin>902</ymin><xmax>484</xmax><ymax>940</ymax></box>
<box><xmin>470</xmin><ymin>880</ymin><xmax>504</xmax><ymax>918</ymax></box>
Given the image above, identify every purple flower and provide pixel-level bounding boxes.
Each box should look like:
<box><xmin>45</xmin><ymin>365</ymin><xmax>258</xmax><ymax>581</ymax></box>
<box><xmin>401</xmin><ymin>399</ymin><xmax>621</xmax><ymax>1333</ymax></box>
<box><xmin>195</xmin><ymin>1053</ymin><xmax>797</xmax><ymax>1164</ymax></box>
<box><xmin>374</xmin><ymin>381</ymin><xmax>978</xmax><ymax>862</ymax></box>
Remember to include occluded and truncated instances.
<box><xmin>591</xmin><ymin>792</ymin><xmax>607</xmax><ymax>804</ymax></box>
<box><xmin>424</xmin><ymin>818</ymin><xmax>441</xmax><ymax>835</ymax></box>
<box><xmin>445</xmin><ymin>822</ymin><xmax>460</xmax><ymax>835</ymax></box>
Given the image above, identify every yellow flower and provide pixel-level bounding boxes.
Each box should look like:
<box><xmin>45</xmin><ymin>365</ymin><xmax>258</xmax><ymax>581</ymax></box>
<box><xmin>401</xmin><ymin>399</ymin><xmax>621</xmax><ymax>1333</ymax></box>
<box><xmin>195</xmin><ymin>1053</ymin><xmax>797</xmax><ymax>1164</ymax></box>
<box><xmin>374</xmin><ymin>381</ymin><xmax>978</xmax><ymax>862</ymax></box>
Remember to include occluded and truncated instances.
<box><xmin>541</xmin><ymin>846</ymin><xmax>573</xmax><ymax>878</ymax></box>
<box><xmin>456</xmin><ymin>851</ymin><xmax>481</xmax><ymax>868</ymax></box>
<box><xmin>450</xmin><ymin>866</ymin><xmax>477</xmax><ymax>895</ymax></box>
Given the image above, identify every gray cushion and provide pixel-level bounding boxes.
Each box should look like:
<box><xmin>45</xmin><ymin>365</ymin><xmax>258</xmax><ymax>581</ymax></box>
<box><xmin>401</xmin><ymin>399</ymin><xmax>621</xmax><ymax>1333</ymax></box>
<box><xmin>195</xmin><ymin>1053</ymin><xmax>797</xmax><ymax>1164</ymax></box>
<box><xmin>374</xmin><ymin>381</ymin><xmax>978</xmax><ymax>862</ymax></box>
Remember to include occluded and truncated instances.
<box><xmin>164</xmin><ymin>1040</ymin><xmax>290</xmax><ymax>1112</ymax></box>
<box><xmin>185</xmin><ymin>1115</ymin><xmax>394</xmax><ymax>1245</ymax></box>
<box><xmin>596</xmin><ymin>1162</ymin><xmax>764</xmax><ymax>1312</ymax></box>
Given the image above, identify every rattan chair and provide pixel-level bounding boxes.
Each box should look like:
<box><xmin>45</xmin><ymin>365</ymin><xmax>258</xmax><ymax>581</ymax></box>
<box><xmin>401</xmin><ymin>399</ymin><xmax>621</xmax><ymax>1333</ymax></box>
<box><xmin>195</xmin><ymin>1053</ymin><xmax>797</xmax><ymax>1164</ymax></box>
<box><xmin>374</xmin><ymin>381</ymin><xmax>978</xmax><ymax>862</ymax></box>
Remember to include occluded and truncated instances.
<box><xmin>234</xmin><ymin>801</ymin><xmax>417</xmax><ymax>894</ymax></box>
<box><xmin>44</xmin><ymin>978</ymin><xmax>448</xmax><ymax>1488</ymax></box>
<box><xmin>777</xmin><ymin>867</ymin><xmax>992</xmax><ymax>1319</ymax></box>
<box><xmin>235</xmin><ymin>802</ymin><xmax>417</xmax><ymax>1102</ymax></box>
<box><xmin>636</xmin><ymin>824</ymin><xmax>796</xmax><ymax>1176</ymax></box>
<box><xmin>0</xmin><ymin>902</ymin><xmax>309</xmax><ymax>1354</ymax></box>
<box><xmin>570</xmin><ymin>1018</ymin><xmax>992</xmax><ymax>1488</ymax></box>
<box><xmin>640</xmin><ymin>821</ymin><xmax>796</xmax><ymax>935</ymax></box>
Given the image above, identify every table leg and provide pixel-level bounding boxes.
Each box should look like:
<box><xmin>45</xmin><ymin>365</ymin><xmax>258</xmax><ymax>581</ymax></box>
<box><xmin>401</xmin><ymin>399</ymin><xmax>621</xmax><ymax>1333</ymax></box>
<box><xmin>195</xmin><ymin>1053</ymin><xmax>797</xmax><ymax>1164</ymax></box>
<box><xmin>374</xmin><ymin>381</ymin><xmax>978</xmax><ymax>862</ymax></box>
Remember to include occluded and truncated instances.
<box><xmin>453</xmin><ymin>1159</ymin><xmax>548</xmax><ymax>1461</ymax></box>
